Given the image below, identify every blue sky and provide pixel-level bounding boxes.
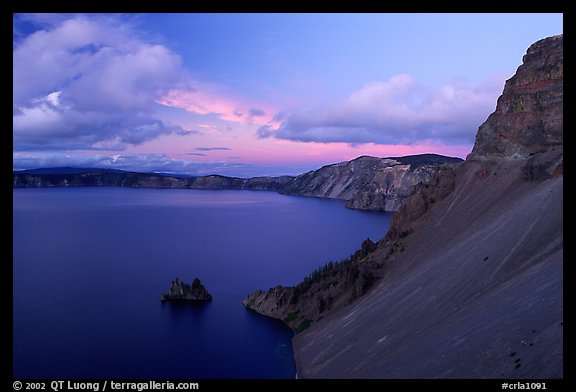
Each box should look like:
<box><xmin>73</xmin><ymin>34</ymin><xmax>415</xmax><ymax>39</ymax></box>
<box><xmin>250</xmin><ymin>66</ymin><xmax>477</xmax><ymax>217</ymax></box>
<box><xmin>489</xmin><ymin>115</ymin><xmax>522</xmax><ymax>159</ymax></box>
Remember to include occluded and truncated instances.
<box><xmin>13</xmin><ymin>13</ymin><xmax>563</xmax><ymax>177</ymax></box>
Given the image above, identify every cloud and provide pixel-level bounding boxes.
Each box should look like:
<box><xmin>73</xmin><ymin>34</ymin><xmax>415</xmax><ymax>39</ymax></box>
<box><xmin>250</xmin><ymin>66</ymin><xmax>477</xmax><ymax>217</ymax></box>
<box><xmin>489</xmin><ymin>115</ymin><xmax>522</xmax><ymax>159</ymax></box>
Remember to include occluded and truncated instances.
<box><xmin>13</xmin><ymin>152</ymin><xmax>298</xmax><ymax>178</ymax></box>
<box><xmin>194</xmin><ymin>147</ymin><xmax>231</xmax><ymax>151</ymax></box>
<box><xmin>13</xmin><ymin>14</ymin><xmax>191</xmax><ymax>151</ymax></box>
<box><xmin>187</xmin><ymin>152</ymin><xmax>207</xmax><ymax>157</ymax></box>
<box><xmin>258</xmin><ymin>74</ymin><xmax>502</xmax><ymax>146</ymax></box>
<box><xmin>156</xmin><ymin>83</ymin><xmax>274</xmax><ymax>125</ymax></box>
<box><xmin>248</xmin><ymin>108</ymin><xmax>266</xmax><ymax>117</ymax></box>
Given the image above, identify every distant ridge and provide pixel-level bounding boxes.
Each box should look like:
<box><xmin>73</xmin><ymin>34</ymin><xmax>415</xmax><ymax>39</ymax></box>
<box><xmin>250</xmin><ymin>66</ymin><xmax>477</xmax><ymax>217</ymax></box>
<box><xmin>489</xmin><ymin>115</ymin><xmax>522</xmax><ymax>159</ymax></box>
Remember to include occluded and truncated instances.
<box><xmin>13</xmin><ymin>153</ymin><xmax>461</xmax><ymax>212</ymax></box>
<box><xmin>13</xmin><ymin>168</ymin><xmax>294</xmax><ymax>193</ymax></box>
<box><xmin>391</xmin><ymin>153</ymin><xmax>463</xmax><ymax>170</ymax></box>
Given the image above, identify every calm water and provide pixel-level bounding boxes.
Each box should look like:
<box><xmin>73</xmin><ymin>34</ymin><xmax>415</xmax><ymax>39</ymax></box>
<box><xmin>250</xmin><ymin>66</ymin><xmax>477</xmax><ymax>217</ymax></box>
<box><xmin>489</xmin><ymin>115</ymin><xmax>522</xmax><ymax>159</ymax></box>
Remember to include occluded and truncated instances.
<box><xmin>13</xmin><ymin>188</ymin><xmax>391</xmax><ymax>378</ymax></box>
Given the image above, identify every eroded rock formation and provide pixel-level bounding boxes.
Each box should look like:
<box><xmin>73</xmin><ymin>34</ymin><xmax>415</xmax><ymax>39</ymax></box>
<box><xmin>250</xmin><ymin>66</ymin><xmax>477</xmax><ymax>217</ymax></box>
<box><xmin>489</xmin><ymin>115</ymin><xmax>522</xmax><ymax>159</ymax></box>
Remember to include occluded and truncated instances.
<box><xmin>161</xmin><ymin>277</ymin><xmax>213</xmax><ymax>302</ymax></box>
<box><xmin>281</xmin><ymin>154</ymin><xmax>462</xmax><ymax>211</ymax></box>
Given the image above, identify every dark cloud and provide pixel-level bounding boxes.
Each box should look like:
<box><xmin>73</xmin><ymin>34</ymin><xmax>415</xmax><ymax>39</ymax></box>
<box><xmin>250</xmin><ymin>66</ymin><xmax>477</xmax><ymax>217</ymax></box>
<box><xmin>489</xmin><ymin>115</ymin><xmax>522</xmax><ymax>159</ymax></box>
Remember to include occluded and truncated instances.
<box><xmin>194</xmin><ymin>147</ymin><xmax>231</xmax><ymax>151</ymax></box>
<box><xmin>257</xmin><ymin>75</ymin><xmax>502</xmax><ymax>146</ymax></box>
<box><xmin>248</xmin><ymin>108</ymin><xmax>266</xmax><ymax>117</ymax></box>
<box><xmin>256</xmin><ymin>125</ymin><xmax>275</xmax><ymax>139</ymax></box>
<box><xmin>176</xmin><ymin>129</ymin><xmax>201</xmax><ymax>136</ymax></box>
<box><xmin>13</xmin><ymin>14</ymin><xmax>191</xmax><ymax>151</ymax></box>
<box><xmin>187</xmin><ymin>152</ymin><xmax>206</xmax><ymax>156</ymax></box>
<box><xmin>256</xmin><ymin>110</ymin><xmax>288</xmax><ymax>138</ymax></box>
<box><xmin>229</xmin><ymin>107</ymin><xmax>267</xmax><ymax>122</ymax></box>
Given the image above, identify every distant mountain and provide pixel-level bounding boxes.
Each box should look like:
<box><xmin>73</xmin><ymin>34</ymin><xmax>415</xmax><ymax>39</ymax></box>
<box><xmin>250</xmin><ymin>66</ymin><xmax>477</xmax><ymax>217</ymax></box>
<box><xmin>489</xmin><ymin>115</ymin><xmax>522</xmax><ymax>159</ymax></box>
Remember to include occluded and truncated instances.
<box><xmin>13</xmin><ymin>168</ymin><xmax>294</xmax><ymax>192</ymax></box>
<box><xmin>13</xmin><ymin>153</ymin><xmax>461</xmax><ymax>212</ymax></box>
<box><xmin>244</xmin><ymin>35</ymin><xmax>563</xmax><ymax>378</ymax></box>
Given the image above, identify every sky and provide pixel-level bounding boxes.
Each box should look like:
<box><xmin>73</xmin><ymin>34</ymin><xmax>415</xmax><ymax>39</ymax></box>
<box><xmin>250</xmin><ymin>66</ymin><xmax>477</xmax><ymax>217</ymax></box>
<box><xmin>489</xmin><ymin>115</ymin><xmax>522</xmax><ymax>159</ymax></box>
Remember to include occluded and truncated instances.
<box><xmin>12</xmin><ymin>13</ymin><xmax>563</xmax><ymax>177</ymax></box>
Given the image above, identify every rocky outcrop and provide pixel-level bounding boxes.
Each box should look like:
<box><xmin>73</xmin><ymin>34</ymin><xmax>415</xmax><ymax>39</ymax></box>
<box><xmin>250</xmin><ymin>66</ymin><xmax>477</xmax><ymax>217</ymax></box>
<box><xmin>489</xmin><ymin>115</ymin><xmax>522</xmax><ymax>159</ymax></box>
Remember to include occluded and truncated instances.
<box><xmin>247</xmin><ymin>35</ymin><xmax>563</xmax><ymax>379</ymax></box>
<box><xmin>161</xmin><ymin>277</ymin><xmax>212</xmax><ymax>302</ymax></box>
<box><xmin>280</xmin><ymin>154</ymin><xmax>462</xmax><ymax>211</ymax></box>
<box><xmin>243</xmin><ymin>239</ymin><xmax>379</xmax><ymax>332</ymax></box>
<box><xmin>468</xmin><ymin>34</ymin><xmax>563</xmax><ymax>161</ymax></box>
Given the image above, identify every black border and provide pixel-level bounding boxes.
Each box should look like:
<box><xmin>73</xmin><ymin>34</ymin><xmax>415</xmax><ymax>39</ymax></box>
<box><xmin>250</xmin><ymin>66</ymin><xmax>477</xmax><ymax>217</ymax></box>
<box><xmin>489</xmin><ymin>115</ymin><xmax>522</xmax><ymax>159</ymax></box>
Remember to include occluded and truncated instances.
<box><xmin>7</xmin><ymin>3</ymin><xmax>570</xmax><ymax>390</ymax></box>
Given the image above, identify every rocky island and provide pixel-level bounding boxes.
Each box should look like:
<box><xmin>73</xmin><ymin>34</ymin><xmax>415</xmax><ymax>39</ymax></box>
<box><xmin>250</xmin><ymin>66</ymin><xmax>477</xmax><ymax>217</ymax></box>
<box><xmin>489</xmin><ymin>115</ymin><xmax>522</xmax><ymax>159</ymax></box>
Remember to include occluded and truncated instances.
<box><xmin>161</xmin><ymin>277</ymin><xmax>213</xmax><ymax>302</ymax></box>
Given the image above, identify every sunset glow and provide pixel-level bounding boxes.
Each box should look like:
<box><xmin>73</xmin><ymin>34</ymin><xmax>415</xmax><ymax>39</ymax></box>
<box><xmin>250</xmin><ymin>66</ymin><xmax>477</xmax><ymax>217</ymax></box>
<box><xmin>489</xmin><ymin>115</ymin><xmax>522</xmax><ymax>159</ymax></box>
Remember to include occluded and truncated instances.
<box><xmin>13</xmin><ymin>13</ymin><xmax>563</xmax><ymax>177</ymax></box>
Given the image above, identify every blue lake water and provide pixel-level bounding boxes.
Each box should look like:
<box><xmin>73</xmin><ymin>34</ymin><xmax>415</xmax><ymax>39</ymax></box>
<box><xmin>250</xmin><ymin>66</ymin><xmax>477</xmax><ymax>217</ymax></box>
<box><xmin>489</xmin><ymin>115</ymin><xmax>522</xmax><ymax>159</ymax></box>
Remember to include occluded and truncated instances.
<box><xmin>13</xmin><ymin>188</ymin><xmax>391</xmax><ymax>379</ymax></box>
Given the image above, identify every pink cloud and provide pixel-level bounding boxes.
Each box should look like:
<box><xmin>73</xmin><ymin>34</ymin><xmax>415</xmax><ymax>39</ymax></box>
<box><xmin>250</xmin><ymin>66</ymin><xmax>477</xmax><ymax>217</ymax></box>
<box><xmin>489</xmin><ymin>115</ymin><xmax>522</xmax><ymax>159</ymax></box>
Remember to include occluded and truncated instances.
<box><xmin>258</xmin><ymin>74</ymin><xmax>503</xmax><ymax>146</ymax></box>
<box><xmin>225</xmin><ymin>139</ymin><xmax>470</xmax><ymax>168</ymax></box>
<box><xmin>156</xmin><ymin>82</ymin><xmax>277</xmax><ymax>125</ymax></box>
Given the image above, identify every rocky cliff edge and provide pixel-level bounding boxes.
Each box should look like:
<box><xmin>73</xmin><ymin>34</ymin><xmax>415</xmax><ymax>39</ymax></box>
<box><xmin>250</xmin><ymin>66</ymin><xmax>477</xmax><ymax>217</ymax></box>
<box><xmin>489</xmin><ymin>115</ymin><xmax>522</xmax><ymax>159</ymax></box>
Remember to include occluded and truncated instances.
<box><xmin>245</xmin><ymin>34</ymin><xmax>563</xmax><ymax>379</ymax></box>
<box><xmin>281</xmin><ymin>154</ymin><xmax>462</xmax><ymax>211</ymax></box>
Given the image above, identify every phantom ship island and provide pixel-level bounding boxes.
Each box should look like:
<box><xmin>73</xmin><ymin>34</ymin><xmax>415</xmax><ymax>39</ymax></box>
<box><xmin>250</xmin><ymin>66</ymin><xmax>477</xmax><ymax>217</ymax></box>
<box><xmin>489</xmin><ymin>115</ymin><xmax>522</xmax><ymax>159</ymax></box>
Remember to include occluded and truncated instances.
<box><xmin>161</xmin><ymin>277</ymin><xmax>213</xmax><ymax>302</ymax></box>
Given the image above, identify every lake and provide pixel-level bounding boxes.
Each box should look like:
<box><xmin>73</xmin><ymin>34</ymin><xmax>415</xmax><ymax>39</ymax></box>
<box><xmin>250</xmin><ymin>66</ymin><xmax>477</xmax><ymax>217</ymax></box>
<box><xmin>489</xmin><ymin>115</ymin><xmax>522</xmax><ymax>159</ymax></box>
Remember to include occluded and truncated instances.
<box><xmin>13</xmin><ymin>188</ymin><xmax>391</xmax><ymax>378</ymax></box>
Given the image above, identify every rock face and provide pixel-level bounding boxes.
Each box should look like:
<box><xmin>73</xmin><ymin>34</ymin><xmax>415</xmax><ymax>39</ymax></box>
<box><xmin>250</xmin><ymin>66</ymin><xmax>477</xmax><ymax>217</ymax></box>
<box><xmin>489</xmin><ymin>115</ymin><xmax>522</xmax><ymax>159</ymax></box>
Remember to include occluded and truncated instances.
<box><xmin>247</xmin><ymin>35</ymin><xmax>563</xmax><ymax>379</ymax></box>
<box><xmin>468</xmin><ymin>34</ymin><xmax>563</xmax><ymax>160</ymax></box>
<box><xmin>281</xmin><ymin>154</ymin><xmax>462</xmax><ymax>211</ymax></box>
<box><xmin>243</xmin><ymin>238</ymin><xmax>379</xmax><ymax>332</ymax></box>
<box><xmin>161</xmin><ymin>277</ymin><xmax>213</xmax><ymax>302</ymax></box>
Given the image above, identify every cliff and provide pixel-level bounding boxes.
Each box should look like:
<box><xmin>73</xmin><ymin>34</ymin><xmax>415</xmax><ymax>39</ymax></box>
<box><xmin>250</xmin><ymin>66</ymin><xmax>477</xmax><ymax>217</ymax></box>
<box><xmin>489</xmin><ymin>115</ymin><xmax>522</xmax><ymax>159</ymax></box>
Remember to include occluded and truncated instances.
<box><xmin>280</xmin><ymin>154</ymin><xmax>462</xmax><ymax>211</ymax></box>
<box><xmin>244</xmin><ymin>35</ymin><xmax>563</xmax><ymax>378</ymax></box>
<box><xmin>468</xmin><ymin>34</ymin><xmax>563</xmax><ymax>161</ymax></box>
<box><xmin>243</xmin><ymin>238</ymin><xmax>379</xmax><ymax>332</ymax></box>
<box><xmin>161</xmin><ymin>277</ymin><xmax>212</xmax><ymax>302</ymax></box>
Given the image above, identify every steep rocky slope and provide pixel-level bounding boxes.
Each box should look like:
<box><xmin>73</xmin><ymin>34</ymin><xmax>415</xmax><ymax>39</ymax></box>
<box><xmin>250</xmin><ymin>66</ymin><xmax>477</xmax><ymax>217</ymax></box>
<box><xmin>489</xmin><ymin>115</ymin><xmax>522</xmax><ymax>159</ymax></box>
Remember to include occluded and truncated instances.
<box><xmin>243</xmin><ymin>238</ymin><xmax>380</xmax><ymax>332</ymax></box>
<box><xmin>281</xmin><ymin>154</ymin><xmax>462</xmax><ymax>211</ymax></box>
<box><xmin>244</xmin><ymin>35</ymin><xmax>563</xmax><ymax>378</ymax></box>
